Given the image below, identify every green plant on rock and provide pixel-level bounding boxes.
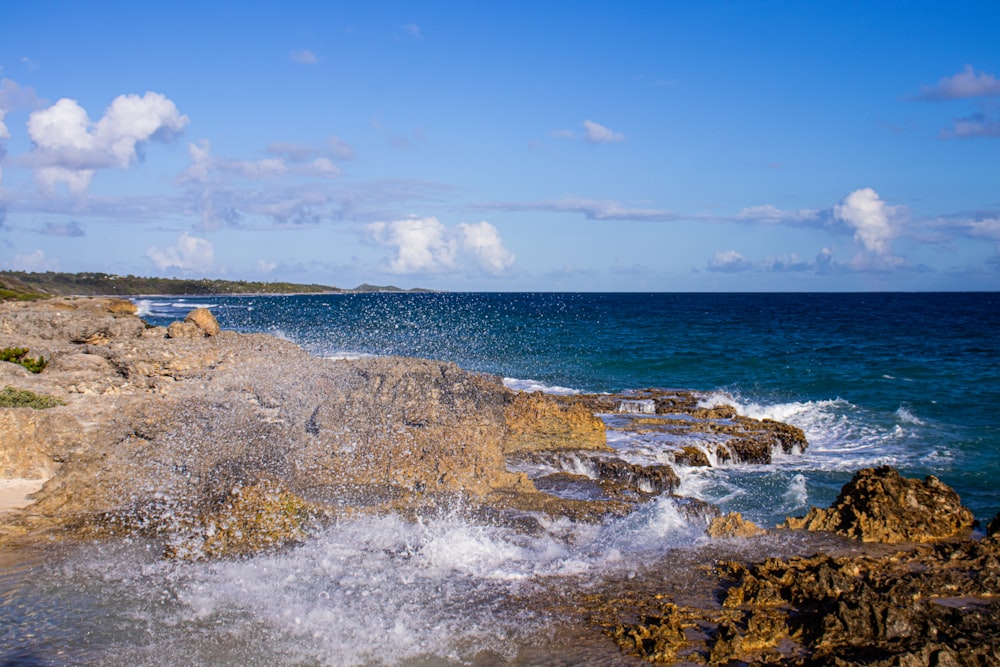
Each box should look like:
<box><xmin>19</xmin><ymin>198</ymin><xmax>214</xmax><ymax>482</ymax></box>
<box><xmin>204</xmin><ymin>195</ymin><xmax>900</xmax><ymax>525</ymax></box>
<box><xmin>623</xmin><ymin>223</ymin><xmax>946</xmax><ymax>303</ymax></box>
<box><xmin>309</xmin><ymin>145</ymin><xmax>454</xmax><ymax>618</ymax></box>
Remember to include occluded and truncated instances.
<box><xmin>0</xmin><ymin>386</ymin><xmax>64</xmax><ymax>409</ymax></box>
<box><xmin>0</xmin><ymin>347</ymin><xmax>48</xmax><ymax>373</ymax></box>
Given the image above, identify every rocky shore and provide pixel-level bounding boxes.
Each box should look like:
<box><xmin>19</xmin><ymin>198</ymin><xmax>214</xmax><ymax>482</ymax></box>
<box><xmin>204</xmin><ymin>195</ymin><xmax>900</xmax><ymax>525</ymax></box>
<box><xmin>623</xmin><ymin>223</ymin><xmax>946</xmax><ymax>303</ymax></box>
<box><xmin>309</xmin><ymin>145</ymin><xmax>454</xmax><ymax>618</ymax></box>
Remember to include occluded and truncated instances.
<box><xmin>2</xmin><ymin>297</ymin><xmax>998</xmax><ymax>665</ymax></box>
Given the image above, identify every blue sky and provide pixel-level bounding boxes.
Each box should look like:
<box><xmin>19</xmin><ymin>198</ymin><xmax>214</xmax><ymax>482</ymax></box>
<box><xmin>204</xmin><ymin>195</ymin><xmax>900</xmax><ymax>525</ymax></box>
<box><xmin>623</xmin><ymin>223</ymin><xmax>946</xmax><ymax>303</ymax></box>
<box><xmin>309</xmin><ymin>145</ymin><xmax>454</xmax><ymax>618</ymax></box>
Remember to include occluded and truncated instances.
<box><xmin>1</xmin><ymin>1</ymin><xmax>998</xmax><ymax>291</ymax></box>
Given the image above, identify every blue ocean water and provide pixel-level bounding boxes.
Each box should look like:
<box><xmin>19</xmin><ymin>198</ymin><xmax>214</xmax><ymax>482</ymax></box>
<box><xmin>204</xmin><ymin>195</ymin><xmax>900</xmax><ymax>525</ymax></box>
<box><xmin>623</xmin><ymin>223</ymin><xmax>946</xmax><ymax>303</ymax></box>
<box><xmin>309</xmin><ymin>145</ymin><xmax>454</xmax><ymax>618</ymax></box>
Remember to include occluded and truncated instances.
<box><xmin>137</xmin><ymin>291</ymin><xmax>1000</xmax><ymax>526</ymax></box>
<box><xmin>4</xmin><ymin>292</ymin><xmax>999</xmax><ymax>667</ymax></box>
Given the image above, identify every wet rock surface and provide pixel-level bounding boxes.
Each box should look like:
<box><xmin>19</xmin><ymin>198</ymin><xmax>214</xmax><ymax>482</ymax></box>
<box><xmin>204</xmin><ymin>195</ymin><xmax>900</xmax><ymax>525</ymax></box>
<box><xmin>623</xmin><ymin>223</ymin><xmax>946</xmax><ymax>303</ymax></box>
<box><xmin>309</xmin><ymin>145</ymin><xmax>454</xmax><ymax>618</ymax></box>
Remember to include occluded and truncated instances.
<box><xmin>2</xmin><ymin>299</ymin><xmax>997</xmax><ymax>664</ymax></box>
<box><xmin>588</xmin><ymin>470</ymin><xmax>1000</xmax><ymax>666</ymax></box>
<box><xmin>782</xmin><ymin>465</ymin><xmax>976</xmax><ymax>543</ymax></box>
<box><xmin>0</xmin><ymin>297</ymin><xmax>790</xmax><ymax>556</ymax></box>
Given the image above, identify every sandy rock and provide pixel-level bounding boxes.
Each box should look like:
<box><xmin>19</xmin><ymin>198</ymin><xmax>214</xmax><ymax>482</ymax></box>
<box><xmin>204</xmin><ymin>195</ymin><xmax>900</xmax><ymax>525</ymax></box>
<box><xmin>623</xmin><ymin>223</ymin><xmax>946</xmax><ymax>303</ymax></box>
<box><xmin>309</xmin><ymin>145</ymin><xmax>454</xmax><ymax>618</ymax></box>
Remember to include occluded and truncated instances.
<box><xmin>184</xmin><ymin>307</ymin><xmax>220</xmax><ymax>336</ymax></box>
<box><xmin>503</xmin><ymin>392</ymin><xmax>608</xmax><ymax>452</ymax></box>
<box><xmin>706</xmin><ymin>512</ymin><xmax>765</xmax><ymax>539</ymax></box>
<box><xmin>166</xmin><ymin>320</ymin><xmax>202</xmax><ymax>338</ymax></box>
<box><xmin>781</xmin><ymin>466</ymin><xmax>975</xmax><ymax>543</ymax></box>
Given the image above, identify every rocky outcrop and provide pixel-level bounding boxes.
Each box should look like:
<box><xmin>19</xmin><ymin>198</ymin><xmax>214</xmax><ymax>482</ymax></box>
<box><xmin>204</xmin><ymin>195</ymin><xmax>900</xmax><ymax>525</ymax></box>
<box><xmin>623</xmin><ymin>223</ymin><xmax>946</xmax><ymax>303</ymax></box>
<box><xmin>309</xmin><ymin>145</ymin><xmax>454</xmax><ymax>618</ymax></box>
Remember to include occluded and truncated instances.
<box><xmin>0</xmin><ymin>297</ymin><xmax>810</xmax><ymax>558</ymax></box>
<box><xmin>782</xmin><ymin>465</ymin><xmax>975</xmax><ymax>543</ymax></box>
<box><xmin>597</xmin><ymin>469</ymin><xmax>1000</xmax><ymax>666</ymax></box>
<box><xmin>705</xmin><ymin>512</ymin><xmax>765</xmax><ymax>539</ymax></box>
<box><xmin>502</xmin><ymin>392</ymin><xmax>607</xmax><ymax>452</ymax></box>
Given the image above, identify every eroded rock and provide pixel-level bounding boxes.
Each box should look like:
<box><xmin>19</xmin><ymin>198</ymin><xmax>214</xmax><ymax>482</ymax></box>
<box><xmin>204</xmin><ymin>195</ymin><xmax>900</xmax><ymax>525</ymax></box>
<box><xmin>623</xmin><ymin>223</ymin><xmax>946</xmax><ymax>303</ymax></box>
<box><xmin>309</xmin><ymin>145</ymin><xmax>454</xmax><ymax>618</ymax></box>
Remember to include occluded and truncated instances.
<box><xmin>782</xmin><ymin>466</ymin><xmax>975</xmax><ymax>543</ymax></box>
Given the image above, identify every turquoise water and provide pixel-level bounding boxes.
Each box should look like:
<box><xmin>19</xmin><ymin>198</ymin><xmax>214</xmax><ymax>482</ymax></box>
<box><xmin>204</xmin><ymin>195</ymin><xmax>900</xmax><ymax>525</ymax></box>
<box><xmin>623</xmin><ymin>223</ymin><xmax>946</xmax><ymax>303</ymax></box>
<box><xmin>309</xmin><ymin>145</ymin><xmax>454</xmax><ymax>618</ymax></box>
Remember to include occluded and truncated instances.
<box><xmin>138</xmin><ymin>291</ymin><xmax>1000</xmax><ymax>525</ymax></box>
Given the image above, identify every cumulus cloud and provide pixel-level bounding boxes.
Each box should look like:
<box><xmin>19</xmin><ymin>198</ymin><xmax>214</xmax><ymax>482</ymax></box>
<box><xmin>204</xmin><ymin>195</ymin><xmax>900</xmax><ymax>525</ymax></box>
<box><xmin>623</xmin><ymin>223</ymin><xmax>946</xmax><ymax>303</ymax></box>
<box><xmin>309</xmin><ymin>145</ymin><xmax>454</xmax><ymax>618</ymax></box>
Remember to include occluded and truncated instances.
<box><xmin>146</xmin><ymin>232</ymin><xmax>215</xmax><ymax>272</ymax></box>
<box><xmin>11</xmin><ymin>249</ymin><xmax>60</xmax><ymax>271</ymax></box>
<box><xmin>833</xmin><ymin>188</ymin><xmax>902</xmax><ymax>255</ymax></box>
<box><xmin>25</xmin><ymin>91</ymin><xmax>188</xmax><ymax>195</ymax></box>
<box><xmin>257</xmin><ymin>259</ymin><xmax>277</xmax><ymax>274</ymax></box>
<box><xmin>916</xmin><ymin>65</ymin><xmax>1000</xmax><ymax>100</ymax></box>
<box><xmin>457</xmin><ymin>221</ymin><xmax>516</xmax><ymax>274</ymax></box>
<box><xmin>707</xmin><ymin>250</ymin><xmax>754</xmax><ymax>273</ymax></box>
<box><xmin>369</xmin><ymin>217</ymin><xmax>515</xmax><ymax>275</ymax></box>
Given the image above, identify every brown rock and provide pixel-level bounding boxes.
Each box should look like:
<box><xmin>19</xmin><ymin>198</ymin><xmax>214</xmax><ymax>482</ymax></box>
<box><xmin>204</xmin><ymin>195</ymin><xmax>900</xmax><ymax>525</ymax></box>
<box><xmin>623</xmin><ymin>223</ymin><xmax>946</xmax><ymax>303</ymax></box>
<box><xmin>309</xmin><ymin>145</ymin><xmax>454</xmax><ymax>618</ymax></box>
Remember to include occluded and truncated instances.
<box><xmin>166</xmin><ymin>320</ymin><xmax>202</xmax><ymax>338</ymax></box>
<box><xmin>782</xmin><ymin>466</ymin><xmax>975</xmax><ymax>543</ymax></box>
<box><xmin>674</xmin><ymin>445</ymin><xmax>711</xmax><ymax>467</ymax></box>
<box><xmin>706</xmin><ymin>512</ymin><xmax>765</xmax><ymax>539</ymax></box>
<box><xmin>184</xmin><ymin>307</ymin><xmax>220</xmax><ymax>336</ymax></box>
<box><xmin>502</xmin><ymin>391</ymin><xmax>608</xmax><ymax>453</ymax></box>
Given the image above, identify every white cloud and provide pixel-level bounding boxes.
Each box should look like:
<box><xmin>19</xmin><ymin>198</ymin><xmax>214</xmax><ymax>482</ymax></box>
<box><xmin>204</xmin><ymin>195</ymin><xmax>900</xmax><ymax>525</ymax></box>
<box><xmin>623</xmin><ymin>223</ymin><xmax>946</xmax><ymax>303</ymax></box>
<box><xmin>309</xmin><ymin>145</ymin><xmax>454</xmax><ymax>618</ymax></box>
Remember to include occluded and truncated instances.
<box><xmin>290</xmin><ymin>49</ymin><xmax>319</xmax><ymax>65</ymax></box>
<box><xmin>917</xmin><ymin>65</ymin><xmax>1000</xmax><ymax>100</ymax></box>
<box><xmin>181</xmin><ymin>139</ymin><xmax>341</xmax><ymax>184</ymax></box>
<box><xmin>370</xmin><ymin>217</ymin><xmax>457</xmax><ymax>273</ymax></box>
<box><xmin>738</xmin><ymin>204</ymin><xmax>820</xmax><ymax>224</ymax></box>
<box><xmin>707</xmin><ymin>250</ymin><xmax>754</xmax><ymax>273</ymax></box>
<box><xmin>402</xmin><ymin>24</ymin><xmax>422</xmax><ymax>39</ymax></box>
<box><xmin>457</xmin><ymin>221</ymin><xmax>515</xmax><ymax>274</ymax></box>
<box><xmin>833</xmin><ymin>188</ymin><xmax>901</xmax><ymax>255</ymax></box>
<box><xmin>582</xmin><ymin>120</ymin><xmax>624</xmax><ymax>144</ymax></box>
<box><xmin>257</xmin><ymin>259</ymin><xmax>277</xmax><ymax>274</ymax></box>
<box><xmin>26</xmin><ymin>92</ymin><xmax>188</xmax><ymax>194</ymax></box>
<box><xmin>11</xmin><ymin>249</ymin><xmax>60</xmax><ymax>271</ymax></box>
<box><xmin>552</xmin><ymin>120</ymin><xmax>625</xmax><ymax>144</ymax></box>
<box><xmin>146</xmin><ymin>232</ymin><xmax>215</xmax><ymax>272</ymax></box>
<box><xmin>369</xmin><ymin>217</ymin><xmax>515</xmax><ymax>275</ymax></box>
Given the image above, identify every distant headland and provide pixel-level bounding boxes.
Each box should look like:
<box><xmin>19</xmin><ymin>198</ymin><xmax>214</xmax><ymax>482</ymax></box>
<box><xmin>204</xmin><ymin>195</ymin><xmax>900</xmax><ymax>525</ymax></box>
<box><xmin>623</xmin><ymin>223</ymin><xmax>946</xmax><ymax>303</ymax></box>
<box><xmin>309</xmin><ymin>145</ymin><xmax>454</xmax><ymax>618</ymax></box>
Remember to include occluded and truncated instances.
<box><xmin>0</xmin><ymin>271</ymin><xmax>433</xmax><ymax>301</ymax></box>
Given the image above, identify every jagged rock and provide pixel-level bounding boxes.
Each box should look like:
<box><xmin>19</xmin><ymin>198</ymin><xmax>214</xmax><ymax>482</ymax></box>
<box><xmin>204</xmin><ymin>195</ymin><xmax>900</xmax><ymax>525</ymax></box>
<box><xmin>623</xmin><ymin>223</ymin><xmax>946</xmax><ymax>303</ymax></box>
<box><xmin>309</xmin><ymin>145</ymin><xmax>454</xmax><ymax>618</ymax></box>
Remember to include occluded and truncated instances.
<box><xmin>782</xmin><ymin>466</ymin><xmax>975</xmax><ymax>543</ymax></box>
<box><xmin>710</xmin><ymin>538</ymin><xmax>1000</xmax><ymax>665</ymax></box>
<box><xmin>674</xmin><ymin>445</ymin><xmax>710</xmax><ymax>467</ymax></box>
<box><xmin>989</xmin><ymin>514</ymin><xmax>1000</xmax><ymax>538</ymax></box>
<box><xmin>706</xmin><ymin>512</ymin><xmax>765</xmax><ymax>539</ymax></box>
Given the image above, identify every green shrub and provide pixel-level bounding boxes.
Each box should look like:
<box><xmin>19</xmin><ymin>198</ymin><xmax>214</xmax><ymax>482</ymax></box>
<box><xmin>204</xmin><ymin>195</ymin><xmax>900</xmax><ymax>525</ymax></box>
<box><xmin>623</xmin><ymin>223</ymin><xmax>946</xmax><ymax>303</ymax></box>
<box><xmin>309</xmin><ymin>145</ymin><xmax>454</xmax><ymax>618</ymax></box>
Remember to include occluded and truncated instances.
<box><xmin>0</xmin><ymin>347</ymin><xmax>47</xmax><ymax>373</ymax></box>
<box><xmin>0</xmin><ymin>386</ymin><xmax>64</xmax><ymax>409</ymax></box>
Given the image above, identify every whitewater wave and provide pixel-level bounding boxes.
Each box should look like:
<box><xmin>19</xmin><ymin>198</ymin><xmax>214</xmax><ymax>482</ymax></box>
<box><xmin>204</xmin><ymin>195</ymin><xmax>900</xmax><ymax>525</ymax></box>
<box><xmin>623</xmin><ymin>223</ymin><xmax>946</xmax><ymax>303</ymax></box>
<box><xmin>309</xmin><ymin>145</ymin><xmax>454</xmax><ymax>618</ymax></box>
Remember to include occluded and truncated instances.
<box><xmin>503</xmin><ymin>378</ymin><xmax>581</xmax><ymax>395</ymax></box>
<box><xmin>21</xmin><ymin>503</ymin><xmax>706</xmax><ymax>666</ymax></box>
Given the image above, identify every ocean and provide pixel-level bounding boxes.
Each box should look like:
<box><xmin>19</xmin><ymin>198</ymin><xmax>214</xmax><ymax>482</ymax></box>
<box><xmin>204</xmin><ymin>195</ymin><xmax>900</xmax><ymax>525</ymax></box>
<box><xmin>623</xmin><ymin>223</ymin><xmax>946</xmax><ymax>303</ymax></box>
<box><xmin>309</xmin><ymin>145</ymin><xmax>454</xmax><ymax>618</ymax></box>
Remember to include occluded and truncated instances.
<box><xmin>3</xmin><ymin>292</ymin><xmax>998</xmax><ymax>665</ymax></box>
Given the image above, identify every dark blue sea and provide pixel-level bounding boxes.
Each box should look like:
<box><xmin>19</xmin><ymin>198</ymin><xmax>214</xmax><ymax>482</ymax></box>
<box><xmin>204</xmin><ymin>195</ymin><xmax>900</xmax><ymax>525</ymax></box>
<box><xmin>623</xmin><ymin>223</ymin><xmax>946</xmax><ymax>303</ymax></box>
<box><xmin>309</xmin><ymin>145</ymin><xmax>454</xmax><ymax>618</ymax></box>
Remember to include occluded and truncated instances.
<box><xmin>137</xmin><ymin>291</ymin><xmax>1000</xmax><ymax>526</ymax></box>
<box><xmin>4</xmin><ymin>292</ymin><xmax>998</xmax><ymax>667</ymax></box>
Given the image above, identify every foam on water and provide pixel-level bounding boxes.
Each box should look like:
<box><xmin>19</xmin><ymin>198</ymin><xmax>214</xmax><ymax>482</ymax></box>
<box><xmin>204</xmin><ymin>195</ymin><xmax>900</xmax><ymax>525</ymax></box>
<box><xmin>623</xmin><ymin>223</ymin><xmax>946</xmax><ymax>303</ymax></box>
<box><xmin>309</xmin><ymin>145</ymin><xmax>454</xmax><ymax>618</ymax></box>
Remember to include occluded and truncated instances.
<box><xmin>502</xmin><ymin>378</ymin><xmax>581</xmax><ymax>395</ymax></box>
<box><xmin>3</xmin><ymin>502</ymin><xmax>707</xmax><ymax>666</ymax></box>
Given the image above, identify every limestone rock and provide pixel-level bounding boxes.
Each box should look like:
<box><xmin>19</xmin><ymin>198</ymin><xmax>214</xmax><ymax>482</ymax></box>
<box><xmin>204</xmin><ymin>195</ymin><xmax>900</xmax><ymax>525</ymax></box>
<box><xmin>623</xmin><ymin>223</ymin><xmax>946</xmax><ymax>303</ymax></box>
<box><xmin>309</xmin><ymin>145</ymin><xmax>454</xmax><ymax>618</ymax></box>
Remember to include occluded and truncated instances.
<box><xmin>184</xmin><ymin>307</ymin><xmax>220</xmax><ymax>336</ymax></box>
<box><xmin>167</xmin><ymin>320</ymin><xmax>203</xmax><ymax>339</ymax></box>
<box><xmin>502</xmin><ymin>392</ymin><xmax>608</xmax><ymax>452</ymax></box>
<box><xmin>706</xmin><ymin>512</ymin><xmax>765</xmax><ymax>539</ymax></box>
<box><xmin>782</xmin><ymin>466</ymin><xmax>975</xmax><ymax>543</ymax></box>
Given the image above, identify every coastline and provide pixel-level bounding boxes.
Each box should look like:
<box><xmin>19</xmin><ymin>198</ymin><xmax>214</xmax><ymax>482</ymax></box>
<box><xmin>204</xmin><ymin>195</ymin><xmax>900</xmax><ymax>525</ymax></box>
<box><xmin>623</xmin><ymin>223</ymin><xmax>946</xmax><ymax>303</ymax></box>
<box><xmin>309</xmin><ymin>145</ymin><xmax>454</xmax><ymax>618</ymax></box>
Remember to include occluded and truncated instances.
<box><xmin>1</xmin><ymin>295</ymin><xmax>998</xmax><ymax>665</ymax></box>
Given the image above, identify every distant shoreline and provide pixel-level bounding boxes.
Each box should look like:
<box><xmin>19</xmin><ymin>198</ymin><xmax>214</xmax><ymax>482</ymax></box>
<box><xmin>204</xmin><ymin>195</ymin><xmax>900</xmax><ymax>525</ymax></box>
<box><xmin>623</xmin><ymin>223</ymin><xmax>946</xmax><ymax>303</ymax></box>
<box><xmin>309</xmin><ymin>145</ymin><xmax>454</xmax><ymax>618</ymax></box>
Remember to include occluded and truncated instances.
<box><xmin>0</xmin><ymin>270</ymin><xmax>433</xmax><ymax>301</ymax></box>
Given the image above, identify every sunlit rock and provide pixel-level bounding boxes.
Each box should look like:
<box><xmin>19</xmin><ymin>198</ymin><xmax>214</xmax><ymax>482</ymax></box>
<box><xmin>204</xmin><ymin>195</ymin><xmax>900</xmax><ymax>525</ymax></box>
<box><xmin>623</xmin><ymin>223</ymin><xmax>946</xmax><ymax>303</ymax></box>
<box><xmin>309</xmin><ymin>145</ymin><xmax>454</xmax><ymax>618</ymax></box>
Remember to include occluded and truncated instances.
<box><xmin>781</xmin><ymin>465</ymin><xmax>975</xmax><ymax>543</ymax></box>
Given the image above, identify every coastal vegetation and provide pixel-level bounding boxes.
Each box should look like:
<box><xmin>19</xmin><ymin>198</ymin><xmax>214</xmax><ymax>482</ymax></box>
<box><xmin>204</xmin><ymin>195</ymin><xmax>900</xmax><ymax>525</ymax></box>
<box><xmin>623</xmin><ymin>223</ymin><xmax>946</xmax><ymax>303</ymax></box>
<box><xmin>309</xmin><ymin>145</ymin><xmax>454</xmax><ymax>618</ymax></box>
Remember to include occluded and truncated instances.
<box><xmin>0</xmin><ymin>271</ymin><xmax>429</xmax><ymax>301</ymax></box>
<box><xmin>0</xmin><ymin>386</ymin><xmax>64</xmax><ymax>409</ymax></box>
<box><xmin>0</xmin><ymin>347</ymin><xmax>48</xmax><ymax>373</ymax></box>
